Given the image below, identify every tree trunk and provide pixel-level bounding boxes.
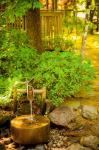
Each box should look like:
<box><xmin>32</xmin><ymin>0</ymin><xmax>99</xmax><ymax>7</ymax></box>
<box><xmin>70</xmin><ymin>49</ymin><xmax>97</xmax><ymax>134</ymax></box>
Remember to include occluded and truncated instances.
<box><xmin>55</xmin><ymin>0</ymin><xmax>57</xmax><ymax>10</ymax></box>
<box><xmin>52</xmin><ymin>0</ymin><xmax>54</xmax><ymax>10</ymax></box>
<box><xmin>52</xmin><ymin>0</ymin><xmax>57</xmax><ymax>10</ymax></box>
<box><xmin>89</xmin><ymin>8</ymin><xmax>96</xmax><ymax>34</ymax></box>
<box><xmin>80</xmin><ymin>9</ymin><xmax>89</xmax><ymax>59</ymax></box>
<box><xmin>46</xmin><ymin>0</ymin><xmax>49</xmax><ymax>9</ymax></box>
<box><xmin>26</xmin><ymin>8</ymin><xmax>44</xmax><ymax>53</ymax></box>
<box><xmin>96</xmin><ymin>6</ymin><xmax>99</xmax><ymax>31</ymax></box>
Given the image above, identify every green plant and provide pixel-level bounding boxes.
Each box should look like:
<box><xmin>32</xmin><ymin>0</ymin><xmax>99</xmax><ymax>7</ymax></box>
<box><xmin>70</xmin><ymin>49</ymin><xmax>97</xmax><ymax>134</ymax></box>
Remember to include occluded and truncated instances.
<box><xmin>0</xmin><ymin>29</ymin><xmax>38</xmax><ymax>94</ymax></box>
<box><xmin>63</xmin><ymin>11</ymin><xmax>85</xmax><ymax>34</ymax></box>
<box><xmin>32</xmin><ymin>51</ymin><xmax>95</xmax><ymax>106</ymax></box>
<box><xmin>44</xmin><ymin>36</ymin><xmax>74</xmax><ymax>51</ymax></box>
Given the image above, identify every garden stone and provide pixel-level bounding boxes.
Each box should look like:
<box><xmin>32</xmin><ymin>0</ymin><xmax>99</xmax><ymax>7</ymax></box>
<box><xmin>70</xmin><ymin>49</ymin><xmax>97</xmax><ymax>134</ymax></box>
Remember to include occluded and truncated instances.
<box><xmin>18</xmin><ymin>146</ymin><xmax>26</xmax><ymax>150</ymax></box>
<box><xmin>35</xmin><ymin>144</ymin><xmax>45</xmax><ymax>150</ymax></box>
<box><xmin>27</xmin><ymin>148</ymin><xmax>36</xmax><ymax>150</ymax></box>
<box><xmin>65</xmin><ymin>143</ymin><xmax>92</xmax><ymax>150</ymax></box>
<box><xmin>0</xmin><ymin>142</ymin><xmax>6</xmax><ymax>150</ymax></box>
<box><xmin>48</xmin><ymin>106</ymin><xmax>76</xmax><ymax>128</ymax></box>
<box><xmin>51</xmin><ymin>148</ymin><xmax>67</xmax><ymax>150</ymax></box>
<box><xmin>81</xmin><ymin>105</ymin><xmax>98</xmax><ymax>120</ymax></box>
<box><xmin>80</xmin><ymin>135</ymin><xmax>99</xmax><ymax>149</ymax></box>
<box><xmin>0</xmin><ymin>109</ymin><xmax>14</xmax><ymax>126</ymax></box>
<box><xmin>90</xmin><ymin>124</ymin><xmax>99</xmax><ymax>136</ymax></box>
<box><xmin>45</xmin><ymin>99</ymin><xmax>55</xmax><ymax>114</ymax></box>
<box><xmin>1</xmin><ymin>137</ymin><xmax>12</xmax><ymax>145</ymax></box>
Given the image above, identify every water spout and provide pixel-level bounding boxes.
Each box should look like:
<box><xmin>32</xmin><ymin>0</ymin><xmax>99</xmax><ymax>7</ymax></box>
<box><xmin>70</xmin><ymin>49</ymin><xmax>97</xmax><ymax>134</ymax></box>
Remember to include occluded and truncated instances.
<box><xmin>27</xmin><ymin>82</ymin><xmax>34</xmax><ymax>121</ymax></box>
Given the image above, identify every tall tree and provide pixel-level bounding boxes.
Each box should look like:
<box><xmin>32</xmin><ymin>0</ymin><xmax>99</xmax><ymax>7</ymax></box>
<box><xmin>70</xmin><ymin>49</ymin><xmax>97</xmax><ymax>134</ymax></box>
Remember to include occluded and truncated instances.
<box><xmin>80</xmin><ymin>0</ymin><xmax>95</xmax><ymax>59</ymax></box>
<box><xmin>0</xmin><ymin>0</ymin><xmax>44</xmax><ymax>52</ymax></box>
<box><xmin>52</xmin><ymin>0</ymin><xmax>58</xmax><ymax>10</ymax></box>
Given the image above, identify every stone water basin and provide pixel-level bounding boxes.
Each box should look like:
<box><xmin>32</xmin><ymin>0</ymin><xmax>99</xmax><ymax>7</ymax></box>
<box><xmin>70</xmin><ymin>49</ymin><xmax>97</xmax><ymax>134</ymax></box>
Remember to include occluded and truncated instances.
<box><xmin>11</xmin><ymin>115</ymin><xmax>50</xmax><ymax>145</ymax></box>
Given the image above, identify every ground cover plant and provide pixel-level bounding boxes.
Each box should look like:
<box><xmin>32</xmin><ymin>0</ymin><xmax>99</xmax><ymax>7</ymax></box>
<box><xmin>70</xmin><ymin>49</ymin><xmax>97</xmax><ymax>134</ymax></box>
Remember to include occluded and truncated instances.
<box><xmin>32</xmin><ymin>50</ymin><xmax>95</xmax><ymax>106</ymax></box>
<box><xmin>0</xmin><ymin>27</ymin><xmax>96</xmax><ymax>107</ymax></box>
<box><xmin>44</xmin><ymin>36</ymin><xmax>74</xmax><ymax>51</ymax></box>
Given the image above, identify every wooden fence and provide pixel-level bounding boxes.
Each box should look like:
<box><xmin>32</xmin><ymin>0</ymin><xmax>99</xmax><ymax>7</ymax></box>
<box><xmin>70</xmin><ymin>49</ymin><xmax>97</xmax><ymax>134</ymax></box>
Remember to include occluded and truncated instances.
<box><xmin>41</xmin><ymin>11</ymin><xmax>64</xmax><ymax>39</ymax></box>
<box><xmin>6</xmin><ymin>10</ymin><xmax>64</xmax><ymax>41</ymax></box>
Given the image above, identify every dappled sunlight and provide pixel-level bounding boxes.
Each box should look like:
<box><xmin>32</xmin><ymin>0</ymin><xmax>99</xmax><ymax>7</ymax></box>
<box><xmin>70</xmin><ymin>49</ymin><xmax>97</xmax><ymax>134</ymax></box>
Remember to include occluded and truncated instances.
<box><xmin>68</xmin><ymin>33</ymin><xmax>99</xmax><ymax>50</ymax></box>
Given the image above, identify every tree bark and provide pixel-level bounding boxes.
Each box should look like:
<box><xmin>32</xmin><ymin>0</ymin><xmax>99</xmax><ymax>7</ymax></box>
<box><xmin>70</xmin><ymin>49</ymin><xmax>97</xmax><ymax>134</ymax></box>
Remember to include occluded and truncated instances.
<box><xmin>46</xmin><ymin>0</ymin><xmax>49</xmax><ymax>9</ymax></box>
<box><xmin>96</xmin><ymin>6</ymin><xmax>99</xmax><ymax>31</ymax></box>
<box><xmin>52</xmin><ymin>0</ymin><xmax>57</xmax><ymax>10</ymax></box>
<box><xmin>80</xmin><ymin>8</ymin><xmax>90</xmax><ymax>59</ymax></box>
<box><xmin>26</xmin><ymin>8</ymin><xmax>44</xmax><ymax>53</ymax></box>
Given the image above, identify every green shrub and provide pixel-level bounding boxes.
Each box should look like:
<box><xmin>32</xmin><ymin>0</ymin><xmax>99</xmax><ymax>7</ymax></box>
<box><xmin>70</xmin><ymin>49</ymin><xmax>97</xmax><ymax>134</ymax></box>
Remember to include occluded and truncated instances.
<box><xmin>0</xmin><ymin>29</ymin><xmax>38</xmax><ymax>94</ymax></box>
<box><xmin>33</xmin><ymin>51</ymin><xmax>95</xmax><ymax>106</ymax></box>
<box><xmin>44</xmin><ymin>36</ymin><xmax>74</xmax><ymax>51</ymax></box>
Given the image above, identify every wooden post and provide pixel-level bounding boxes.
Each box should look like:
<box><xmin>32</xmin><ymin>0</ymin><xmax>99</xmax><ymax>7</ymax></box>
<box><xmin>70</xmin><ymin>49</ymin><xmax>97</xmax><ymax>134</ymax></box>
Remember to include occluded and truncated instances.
<box><xmin>46</xmin><ymin>0</ymin><xmax>49</xmax><ymax>9</ymax></box>
<box><xmin>41</xmin><ymin>87</ymin><xmax>46</xmax><ymax>114</ymax></box>
<box><xmin>96</xmin><ymin>5</ymin><xmax>99</xmax><ymax>31</ymax></box>
<box><xmin>80</xmin><ymin>9</ymin><xmax>89</xmax><ymax>59</ymax></box>
<box><xmin>52</xmin><ymin>0</ymin><xmax>57</xmax><ymax>10</ymax></box>
<box><xmin>12</xmin><ymin>80</ymin><xmax>47</xmax><ymax>114</ymax></box>
<box><xmin>55</xmin><ymin>0</ymin><xmax>57</xmax><ymax>10</ymax></box>
<box><xmin>12</xmin><ymin>85</ymin><xmax>17</xmax><ymax>113</ymax></box>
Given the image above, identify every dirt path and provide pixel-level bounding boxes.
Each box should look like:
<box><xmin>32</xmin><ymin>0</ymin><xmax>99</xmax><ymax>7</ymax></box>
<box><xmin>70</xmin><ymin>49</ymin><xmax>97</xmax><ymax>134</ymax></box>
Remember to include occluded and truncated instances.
<box><xmin>64</xmin><ymin>33</ymin><xmax>99</xmax><ymax>108</ymax></box>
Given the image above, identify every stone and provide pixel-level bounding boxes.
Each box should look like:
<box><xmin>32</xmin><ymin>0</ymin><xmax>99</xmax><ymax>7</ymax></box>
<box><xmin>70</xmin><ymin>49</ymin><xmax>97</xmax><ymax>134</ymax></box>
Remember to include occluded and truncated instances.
<box><xmin>0</xmin><ymin>142</ymin><xmax>6</xmax><ymax>150</ymax></box>
<box><xmin>48</xmin><ymin>106</ymin><xmax>76</xmax><ymax>128</ymax></box>
<box><xmin>2</xmin><ymin>137</ymin><xmax>12</xmax><ymax>145</ymax></box>
<box><xmin>51</xmin><ymin>148</ymin><xmax>67</xmax><ymax>150</ymax></box>
<box><xmin>0</xmin><ymin>110</ymin><xmax>14</xmax><ymax>126</ymax></box>
<box><xmin>90</xmin><ymin>124</ymin><xmax>99</xmax><ymax>136</ymax></box>
<box><xmin>6</xmin><ymin>142</ymin><xmax>16</xmax><ymax>149</ymax></box>
<box><xmin>35</xmin><ymin>144</ymin><xmax>45</xmax><ymax>150</ymax></box>
<box><xmin>81</xmin><ymin>105</ymin><xmax>98</xmax><ymax>120</ymax></box>
<box><xmin>65</xmin><ymin>143</ymin><xmax>92</xmax><ymax>150</ymax></box>
<box><xmin>0</xmin><ymin>128</ymin><xmax>10</xmax><ymax>138</ymax></box>
<box><xmin>27</xmin><ymin>148</ymin><xmax>36</xmax><ymax>150</ymax></box>
<box><xmin>18</xmin><ymin>146</ymin><xmax>26</xmax><ymax>150</ymax></box>
<box><xmin>45</xmin><ymin>99</ymin><xmax>55</xmax><ymax>114</ymax></box>
<box><xmin>80</xmin><ymin>135</ymin><xmax>99</xmax><ymax>149</ymax></box>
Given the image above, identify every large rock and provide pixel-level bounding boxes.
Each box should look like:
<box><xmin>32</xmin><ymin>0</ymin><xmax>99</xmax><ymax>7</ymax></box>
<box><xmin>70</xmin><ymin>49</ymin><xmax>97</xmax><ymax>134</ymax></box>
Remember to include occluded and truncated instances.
<box><xmin>0</xmin><ymin>142</ymin><xmax>6</xmax><ymax>150</ymax></box>
<box><xmin>51</xmin><ymin>148</ymin><xmax>67</xmax><ymax>150</ymax></box>
<box><xmin>90</xmin><ymin>124</ymin><xmax>99</xmax><ymax>136</ymax></box>
<box><xmin>0</xmin><ymin>109</ymin><xmax>14</xmax><ymax>126</ymax></box>
<box><xmin>35</xmin><ymin>144</ymin><xmax>45</xmax><ymax>150</ymax></box>
<box><xmin>48</xmin><ymin>106</ymin><xmax>76</xmax><ymax>128</ymax></box>
<box><xmin>80</xmin><ymin>135</ymin><xmax>99</xmax><ymax>149</ymax></box>
<box><xmin>66</xmin><ymin>143</ymin><xmax>92</xmax><ymax>150</ymax></box>
<box><xmin>81</xmin><ymin>105</ymin><xmax>98</xmax><ymax>120</ymax></box>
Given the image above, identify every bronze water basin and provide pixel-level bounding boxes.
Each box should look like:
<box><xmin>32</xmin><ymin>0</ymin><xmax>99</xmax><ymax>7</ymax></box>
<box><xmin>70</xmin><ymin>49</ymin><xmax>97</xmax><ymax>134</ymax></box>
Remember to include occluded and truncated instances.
<box><xmin>11</xmin><ymin>115</ymin><xmax>50</xmax><ymax>145</ymax></box>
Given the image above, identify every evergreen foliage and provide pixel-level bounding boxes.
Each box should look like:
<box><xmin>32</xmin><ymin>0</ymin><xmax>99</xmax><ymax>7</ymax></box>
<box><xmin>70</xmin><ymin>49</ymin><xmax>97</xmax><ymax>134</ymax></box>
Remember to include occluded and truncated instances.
<box><xmin>0</xmin><ymin>29</ymin><xmax>38</xmax><ymax>93</ymax></box>
<box><xmin>0</xmin><ymin>0</ymin><xmax>43</xmax><ymax>22</ymax></box>
<box><xmin>32</xmin><ymin>51</ymin><xmax>95</xmax><ymax>106</ymax></box>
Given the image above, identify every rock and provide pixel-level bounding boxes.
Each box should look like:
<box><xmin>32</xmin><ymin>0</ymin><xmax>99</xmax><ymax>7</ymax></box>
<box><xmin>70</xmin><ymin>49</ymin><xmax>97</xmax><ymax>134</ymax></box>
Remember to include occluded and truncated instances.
<box><xmin>81</xmin><ymin>105</ymin><xmax>98</xmax><ymax>120</ymax></box>
<box><xmin>0</xmin><ymin>109</ymin><xmax>14</xmax><ymax>126</ymax></box>
<box><xmin>6</xmin><ymin>142</ymin><xmax>16</xmax><ymax>149</ymax></box>
<box><xmin>45</xmin><ymin>99</ymin><xmax>55</xmax><ymax>114</ymax></box>
<box><xmin>67</xmin><ymin>115</ymin><xmax>84</xmax><ymax>130</ymax></box>
<box><xmin>80</xmin><ymin>135</ymin><xmax>99</xmax><ymax>149</ymax></box>
<box><xmin>18</xmin><ymin>145</ymin><xmax>26</xmax><ymax>150</ymax></box>
<box><xmin>65</xmin><ymin>143</ymin><xmax>92</xmax><ymax>150</ymax></box>
<box><xmin>0</xmin><ymin>128</ymin><xmax>10</xmax><ymax>138</ymax></box>
<box><xmin>1</xmin><ymin>137</ymin><xmax>12</xmax><ymax>145</ymax></box>
<box><xmin>48</xmin><ymin>106</ymin><xmax>76</xmax><ymax>128</ymax></box>
<box><xmin>35</xmin><ymin>144</ymin><xmax>45</xmax><ymax>150</ymax></box>
<box><xmin>27</xmin><ymin>148</ymin><xmax>36</xmax><ymax>150</ymax></box>
<box><xmin>90</xmin><ymin>124</ymin><xmax>99</xmax><ymax>136</ymax></box>
<box><xmin>0</xmin><ymin>142</ymin><xmax>6</xmax><ymax>150</ymax></box>
<box><xmin>51</xmin><ymin>148</ymin><xmax>67</xmax><ymax>150</ymax></box>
